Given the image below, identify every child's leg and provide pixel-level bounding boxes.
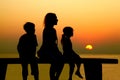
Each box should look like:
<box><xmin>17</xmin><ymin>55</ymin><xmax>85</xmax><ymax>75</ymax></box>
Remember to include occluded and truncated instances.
<box><xmin>21</xmin><ymin>63</ymin><xmax>28</xmax><ymax>80</ymax></box>
<box><xmin>31</xmin><ymin>61</ymin><xmax>39</xmax><ymax>80</ymax></box>
<box><xmin>68</xmin><ymin>63</ymin><xmax>75</xmax><ymax>80</ymax></box>
<box><xmin>55</xmin><ymin>63</ymin><xmax>64</xmax><ymax>80</ymax></box>
<box><xmin>75</xmin><ymin>63</ymin><xmax>83</xmax><ymax>78</ymax></box>
<box><xmin>34</xmin><ymin>74</ymin><xmax>39</xmax><ymax>80</ymax></box>
<box><xmin>50</xmin><ymin>64</ymin><xmax>56</xmax><ymax>80</ymax></box>
<box><xmin>76</xmin><ymin>63</ymin><xmax>80</xmax><ymax>72</ymax></box>
<box><xmin>74</xmin><ymin>54</ymin><xmax>83</xmax><ymax>78</ymax></box>
<box><xmin>22</xmin><ymin>75</ymin><xmax>27</xmax><ymax>80</ymax></box>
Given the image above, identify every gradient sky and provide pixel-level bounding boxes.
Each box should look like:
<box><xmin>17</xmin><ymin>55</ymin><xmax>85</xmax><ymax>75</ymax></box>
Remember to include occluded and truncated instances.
<box><xmin>0</xmin><ymin>0</ymin><xmax>120</xmax><ymax>54</ymax></box>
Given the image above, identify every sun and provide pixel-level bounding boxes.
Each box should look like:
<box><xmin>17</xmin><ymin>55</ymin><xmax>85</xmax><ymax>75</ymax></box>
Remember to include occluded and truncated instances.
<box><xmin>85</xmin><ymin>44</ymin><xmax>93</xmax><ymax>50</ymax></box>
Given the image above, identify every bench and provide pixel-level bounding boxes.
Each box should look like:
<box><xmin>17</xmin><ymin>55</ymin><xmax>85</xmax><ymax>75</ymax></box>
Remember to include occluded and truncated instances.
<box><xmin>0</xmin><ymin>58</ymin><xmax>118</xmax><ymax>80</ymax></box>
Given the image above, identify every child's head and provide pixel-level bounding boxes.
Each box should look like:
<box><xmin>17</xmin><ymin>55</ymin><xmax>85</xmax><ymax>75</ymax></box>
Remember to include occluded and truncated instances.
<box><xmin>23</xmin><ymin>22</ymin><xmax>35</xmax><ymax>34</ymax></box>
<box><xmin>63</xmin><ymin>26</ymin><xmax>73</xmax><ymax>37</ymax></box>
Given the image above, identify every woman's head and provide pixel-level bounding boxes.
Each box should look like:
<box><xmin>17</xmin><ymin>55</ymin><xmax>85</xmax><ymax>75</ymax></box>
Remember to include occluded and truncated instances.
<box><xmin>63</xmin><ymin>26</ymin><xmax>73</xmax><ymax>37</ymax></box>
<box><xmin>44</xmin><ymin>13</ymin><xmax>58</xmax><ymax>27</ymax></box>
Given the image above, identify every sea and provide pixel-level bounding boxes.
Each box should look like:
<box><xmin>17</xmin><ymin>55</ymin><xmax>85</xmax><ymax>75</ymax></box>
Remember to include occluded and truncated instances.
<box><xmin>0</xmin><ymin>53</ymin><xmax>119</xmax><ymax>80</ymax></box>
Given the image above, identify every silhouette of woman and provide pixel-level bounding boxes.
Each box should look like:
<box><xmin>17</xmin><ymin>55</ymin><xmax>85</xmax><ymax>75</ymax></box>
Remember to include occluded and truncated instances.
<box><xmin>61</xmin><ymin>27</ymin><xmax>83</xmax><ymax>80</ymax></box>
<box><xmin>37</xmin><ymin>13</ymin><xmax>63</xmax><ymax>80</ymax></box>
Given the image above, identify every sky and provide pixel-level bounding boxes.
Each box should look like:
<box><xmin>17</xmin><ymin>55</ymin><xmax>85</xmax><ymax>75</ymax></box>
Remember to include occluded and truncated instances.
<box><xmin>0</xmin><ymin>0</ymin><xmax>120</xmax><ymax>54</ymax></box>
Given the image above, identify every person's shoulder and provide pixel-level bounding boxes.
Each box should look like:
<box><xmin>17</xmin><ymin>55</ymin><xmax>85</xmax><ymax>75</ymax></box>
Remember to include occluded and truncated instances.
<box><xmin>33</xmin><ymin>34</ymin><xmax>37</xmax><ymax>38</ymax></box>
<box><xmin>34</xmin><ymin>34</ymin><xmax>36</xmax><ymax>36</ymax></box>
<box><xmin>52</xmin><ymin>28</ymin><xmax>56</xmax><ymax>30</ymax></box>
<box><xmin>52</xmin><ymin>28</ymin><xmax>56</xmax><ymax>32</ymax></box>
<box><xmin>22</xmin><ymin>34</ymin><xmax>27</xmax><ymax>37</ymax></box>
<box><xmin>20</xmin><ymin>34</ymin><xmax>27</xmax><ymax>39</ymax></box>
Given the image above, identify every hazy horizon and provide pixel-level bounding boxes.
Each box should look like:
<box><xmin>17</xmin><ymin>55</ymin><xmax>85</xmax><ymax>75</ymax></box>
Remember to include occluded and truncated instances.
<box><xmin>1</xmin><ymin>54</ymin><xmax>119</xmax><ymax>80</ymax></box>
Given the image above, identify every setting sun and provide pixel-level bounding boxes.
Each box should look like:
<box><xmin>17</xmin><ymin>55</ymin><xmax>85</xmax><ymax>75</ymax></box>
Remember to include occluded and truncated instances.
<box><xmin>85</xmin><ymin>44</ymin><xmax>93</xmax><ymax>50</ymax></box>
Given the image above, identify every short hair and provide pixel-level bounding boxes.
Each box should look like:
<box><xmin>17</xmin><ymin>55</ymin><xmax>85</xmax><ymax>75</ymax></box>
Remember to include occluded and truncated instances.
<box><xmin>63</xmin><ymin>26</ymin><xmax>73</xmax><ymax>35</ymax></box>
<box><xmin>23</xmin><ymin>22</ymin><xmax>35</xmax><ymax>32</ymax></box>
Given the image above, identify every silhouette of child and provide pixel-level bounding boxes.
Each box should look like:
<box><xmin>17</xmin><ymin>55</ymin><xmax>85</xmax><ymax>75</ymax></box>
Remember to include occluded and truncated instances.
<box><xmin>61</xmin><ymin>27</ymin><xmax>83</xmax><ymax>80</ymax></box>
<box><xmin>17</xmin><ymin>22</ymin><xmax>39</xmax><ymax>80</ymax></box>
<box><xmin>37</xmin><ymin>13</ymin><xmax>64</xmax><ymax>80</ymax></box>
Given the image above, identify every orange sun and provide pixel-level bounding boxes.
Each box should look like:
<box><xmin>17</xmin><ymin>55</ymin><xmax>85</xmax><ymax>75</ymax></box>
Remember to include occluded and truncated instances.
<box><xmin>85</xmin><ymin>44</ymin><xmax>93</xmax><ymax>50</ymax></box>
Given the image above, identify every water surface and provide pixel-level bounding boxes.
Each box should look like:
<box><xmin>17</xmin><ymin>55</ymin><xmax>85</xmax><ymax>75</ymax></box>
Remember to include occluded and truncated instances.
<box><xmin>0</xmin><ymin>54</ymin><xmax>119</xmax><ymax>80</ymax></box>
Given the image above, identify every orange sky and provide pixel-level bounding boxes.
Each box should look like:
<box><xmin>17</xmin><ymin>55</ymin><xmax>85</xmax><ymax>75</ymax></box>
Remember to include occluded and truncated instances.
<box><xmin>0</xmin><ymin>0</ymin><xmax>120</xmax><ymax>54</ymax></box>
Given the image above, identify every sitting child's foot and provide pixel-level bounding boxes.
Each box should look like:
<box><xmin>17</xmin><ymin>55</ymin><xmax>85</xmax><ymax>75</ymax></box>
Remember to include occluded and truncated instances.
<box><xmin>75</xmin><ymin>71</ymin><xmax>83</xmax><ymax>79</ymax></box>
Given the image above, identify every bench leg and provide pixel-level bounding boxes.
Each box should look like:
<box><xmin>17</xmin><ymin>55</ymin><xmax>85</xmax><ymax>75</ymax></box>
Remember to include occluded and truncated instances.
<box><xmin>0</xmin><ymin>64</ymin><xmax>7</xmax><ymax>80</ymax></box>
<box><xmin>84</xmin><ymin>63</ymin><xmax>102</xmax><ymax>80</ymax></box>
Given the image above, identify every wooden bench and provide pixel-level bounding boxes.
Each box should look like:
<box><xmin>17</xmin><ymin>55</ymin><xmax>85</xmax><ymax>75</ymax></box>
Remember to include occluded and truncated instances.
<box><xmin>0</xmin><ymin>58</ymin><xmax>118</xmax><ymax>80</ymax></box>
